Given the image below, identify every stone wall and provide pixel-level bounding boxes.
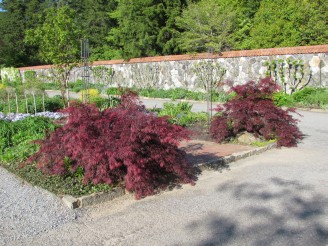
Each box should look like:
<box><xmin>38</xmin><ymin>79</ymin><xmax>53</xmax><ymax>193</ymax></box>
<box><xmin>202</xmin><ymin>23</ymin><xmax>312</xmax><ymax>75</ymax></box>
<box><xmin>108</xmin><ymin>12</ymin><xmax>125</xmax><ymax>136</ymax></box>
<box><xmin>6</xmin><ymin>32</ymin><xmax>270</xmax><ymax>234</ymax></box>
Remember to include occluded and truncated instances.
<box><xmin>18</xmin><ymin>45</ymin><xmax>328</xmax><ymax>92</ymax></box>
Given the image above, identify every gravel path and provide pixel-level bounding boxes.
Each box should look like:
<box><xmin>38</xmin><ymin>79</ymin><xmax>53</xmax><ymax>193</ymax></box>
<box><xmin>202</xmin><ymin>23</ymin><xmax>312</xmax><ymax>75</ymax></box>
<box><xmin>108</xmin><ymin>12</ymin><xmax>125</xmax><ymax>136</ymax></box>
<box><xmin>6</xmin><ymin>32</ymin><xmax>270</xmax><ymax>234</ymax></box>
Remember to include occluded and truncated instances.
<box><xmin>1</xmin><ymin>110</ymin><xmax>327</xmax><ymax>245</ymax></box>
<box><xmin>0</xmin><ymin>168</ymin><xmax>79</xmax><ymax>246</ymax></box>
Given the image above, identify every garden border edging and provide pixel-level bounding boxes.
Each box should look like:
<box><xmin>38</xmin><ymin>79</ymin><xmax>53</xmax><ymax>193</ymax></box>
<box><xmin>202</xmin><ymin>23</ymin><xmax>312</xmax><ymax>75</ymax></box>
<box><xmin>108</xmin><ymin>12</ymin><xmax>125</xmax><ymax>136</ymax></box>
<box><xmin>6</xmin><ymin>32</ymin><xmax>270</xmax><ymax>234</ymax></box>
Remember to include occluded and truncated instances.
<box><xmin>197</xmin><ymin>142</ymin><xmax>277</xmax><ymax>170</ymax></box>
<box><xmin>61</xmin><ymin>142</ymin><xmax>277</xmax><ymax>209</ymax></box>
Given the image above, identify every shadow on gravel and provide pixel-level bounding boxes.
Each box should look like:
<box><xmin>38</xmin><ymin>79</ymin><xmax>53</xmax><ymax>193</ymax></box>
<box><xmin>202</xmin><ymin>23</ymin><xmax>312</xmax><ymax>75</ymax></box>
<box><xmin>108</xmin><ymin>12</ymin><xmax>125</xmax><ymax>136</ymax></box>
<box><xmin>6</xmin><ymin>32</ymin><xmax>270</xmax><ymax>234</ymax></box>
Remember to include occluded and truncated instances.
<box><xmin>186</xmin><ymin>177</ymin><xmax>328</xmax><ymax>246</ymax></box>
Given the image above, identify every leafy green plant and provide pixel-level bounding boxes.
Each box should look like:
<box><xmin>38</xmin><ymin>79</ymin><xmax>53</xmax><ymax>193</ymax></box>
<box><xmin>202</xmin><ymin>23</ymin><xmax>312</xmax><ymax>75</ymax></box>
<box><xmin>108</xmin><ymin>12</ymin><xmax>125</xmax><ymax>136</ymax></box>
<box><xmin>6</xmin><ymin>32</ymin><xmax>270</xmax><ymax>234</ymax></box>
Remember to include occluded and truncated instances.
<box><xmin>0</xmin><ymin>117</ymin><xmax>57</xmax><ymax>163</ymax></box>
<box><xmin>106</xmin><ymin>87</ymin><xmax>122</xmax><ymax>96</ymax></box>
<box><xmin>158</xmin><ymin>102</ymin><xmax>207</xmax><ymax>126</ymax></box>
<box><xmin>90</xmin><ymin>96</ymin><xmax>121</xmax><ymax>110</ymax></box>
<box><xmin>273</xmin><ymin>91</ymin><xmax>294</xmax><ymax>107</ymax></box>
<box><xmin>42</xmin><ymin>82</ymin><xmax>60</xmax><ymax>90</ymax></box>
<box><xmin>108</xmin><ymin>87</ymin><xmax>232</xmax><ymax>103</ymax></box>
<box><xmin>291</xmin><ymin>87</ymin><xmax>328</xmax><ymax>108</ymax></box>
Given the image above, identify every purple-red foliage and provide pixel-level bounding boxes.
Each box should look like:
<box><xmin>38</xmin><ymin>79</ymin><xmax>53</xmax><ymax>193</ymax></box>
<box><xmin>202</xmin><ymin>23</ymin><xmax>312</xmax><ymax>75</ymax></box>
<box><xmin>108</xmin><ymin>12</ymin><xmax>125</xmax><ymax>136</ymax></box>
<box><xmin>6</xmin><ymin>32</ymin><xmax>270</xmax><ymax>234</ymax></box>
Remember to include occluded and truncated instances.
<box><xmin>210</xmin><ymin>78</ymin><xmax>302</xmax><ymax>147</ymax></box>
<box><xmin>25</xmin><ymin>92</ymin><xmax>196</xmax><ymax>199</ymax></box>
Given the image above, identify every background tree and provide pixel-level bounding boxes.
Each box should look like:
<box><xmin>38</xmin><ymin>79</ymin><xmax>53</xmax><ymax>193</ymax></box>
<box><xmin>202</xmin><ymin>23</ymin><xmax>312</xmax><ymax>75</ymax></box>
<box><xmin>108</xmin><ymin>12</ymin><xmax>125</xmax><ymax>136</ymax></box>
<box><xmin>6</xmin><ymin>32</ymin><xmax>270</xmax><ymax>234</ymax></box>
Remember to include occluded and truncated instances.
<box><xmin>0</xmin><ymin>0</ymin><xmax>50</xmax><ymax>67</ymax></box>
<box><xmin>248</xmin><ymin>0</ymin><xmax>328</xmax><ymax>48</ymax></box>
<box><xmin>53</xmin><ymin>0</ymin><xmax>118</xmax><ymax>60</ymax></box>
<box><xmin>175</xmin><ymin>0</ymin><xmax>235</xmax><ymax>53</ymax></box>
<box><xmin>227</xmin><ymin>0</ymin><xmax>263</xmax><ymax>50</ymax></box>
<box><xmin>156</xmin><ymin>0</ymin><xmax>188</xmax><ymax>55</ymax></box>
<box><xmin>108</xmin><ymin>0</ymin><xmax>187</xmax><ymax>60</ymax></box>
<box><xmin>108</xmin><ymin>0</ymin><xmax>164</xmax><ymax>59</ymax></box>
<box><xmin>25</xmin><ymin>5</ymin><xmax>82</xmax><ymax>107</ymax></box>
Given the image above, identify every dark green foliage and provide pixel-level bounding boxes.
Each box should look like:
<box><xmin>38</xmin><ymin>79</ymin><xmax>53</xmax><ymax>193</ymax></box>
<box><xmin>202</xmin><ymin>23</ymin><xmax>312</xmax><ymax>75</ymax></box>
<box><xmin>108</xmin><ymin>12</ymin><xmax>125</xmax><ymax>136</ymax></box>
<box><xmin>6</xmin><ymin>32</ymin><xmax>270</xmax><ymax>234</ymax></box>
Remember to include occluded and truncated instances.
<box><xmin>0</xmin><ymin>0</ymin><xmax>327</xmax><ymax>67</ymax></box>
<box><xmin>0</xmin><ymin>0</ymin><xmax>46</xmax><ymax>67</ymax></box>
<box><xmin>108</xmin><ymin>0</ymin><xmax>187</xmax><ymax>59</ymax></box>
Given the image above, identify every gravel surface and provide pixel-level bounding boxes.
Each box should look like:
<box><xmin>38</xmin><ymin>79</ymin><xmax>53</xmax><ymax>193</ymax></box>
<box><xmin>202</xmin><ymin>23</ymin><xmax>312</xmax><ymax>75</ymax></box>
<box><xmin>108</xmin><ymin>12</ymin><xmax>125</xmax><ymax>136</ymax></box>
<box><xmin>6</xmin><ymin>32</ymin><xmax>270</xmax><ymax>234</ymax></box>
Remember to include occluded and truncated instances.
<box><xmin>0</xmin><ymin>109</ymin><xmax>327</xmax><ymax>246</ymax></box>
<box><xmin>0</xmin><ymin>168</ymin><xmax>79</xmax><ymax>246</ymax></box>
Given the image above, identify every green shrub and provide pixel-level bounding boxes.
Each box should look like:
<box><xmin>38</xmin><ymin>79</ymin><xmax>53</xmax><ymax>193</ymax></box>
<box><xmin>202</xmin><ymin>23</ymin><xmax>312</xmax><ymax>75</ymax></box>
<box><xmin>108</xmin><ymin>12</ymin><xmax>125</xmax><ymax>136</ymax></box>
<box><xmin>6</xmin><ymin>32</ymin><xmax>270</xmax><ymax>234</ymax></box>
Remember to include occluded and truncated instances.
<box><xmin>292</xmin><ymin>87</ymin><xmax>328</xmax><ymax>107</ymax></box>
<box><xmin>301</xmin><ymin>89</ymin><xmax>328</xmax><ymax>107</ymax></box>
<box><xmin>158</xmin><ymin>102</ymin><xmax>207</xmax><ymax>126</ymax></box>
<box><xmin>106</xmin><ymin>87</ymin><xmax>121</xmax><ymax>95</ymax></box>
<box><xmin>42</xmin><ymin>82</ymin><xmax>60</xmax><ymax>90</ymax></box>
<box><xmin>0</xmin><ymin>116</ymin><xmax>57</xmax><ymax>163</ymax></box>
<box><xmin>70</xmin><ymin>79</ymin><xmax>84</xmax><ymax>92</ymax></box>
<box><xmin>107</xmin><ymin>87</ymin><xmax>234</xmax><ymax>102</ymax></box>
<box><xmin>273</xmin><ymin>91</ymin><xmax>294</xmax><ymax>107</ymax></box>
<box><xmin>90</xmin><ymin>96</ymin><xmax>121</xmax><ymax>110</ymax></box>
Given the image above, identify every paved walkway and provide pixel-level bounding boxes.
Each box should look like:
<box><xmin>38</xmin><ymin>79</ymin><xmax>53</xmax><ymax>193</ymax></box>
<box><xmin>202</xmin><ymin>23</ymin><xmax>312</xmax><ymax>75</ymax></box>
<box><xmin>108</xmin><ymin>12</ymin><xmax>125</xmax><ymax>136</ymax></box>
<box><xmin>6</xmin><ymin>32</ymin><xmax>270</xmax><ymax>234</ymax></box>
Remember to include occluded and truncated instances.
<box><xmin>1</xmin><ymin>103</ymin><xmax>328</xmax><ymax>245</ymax></box>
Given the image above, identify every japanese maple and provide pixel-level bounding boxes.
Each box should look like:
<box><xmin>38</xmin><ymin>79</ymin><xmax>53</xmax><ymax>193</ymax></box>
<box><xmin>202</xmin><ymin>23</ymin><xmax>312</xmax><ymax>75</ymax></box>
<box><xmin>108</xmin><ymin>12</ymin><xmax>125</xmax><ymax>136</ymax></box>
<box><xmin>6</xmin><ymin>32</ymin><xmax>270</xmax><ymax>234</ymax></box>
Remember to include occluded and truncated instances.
<box><xmin>210</xmin><ymin>78</ymin><xmax>302</xmax><ymax>147</ymax></box>
<box><xmin>25</xmin><ymin>91</ymin><xmax>196</xmax><ymax>199</ymax></box>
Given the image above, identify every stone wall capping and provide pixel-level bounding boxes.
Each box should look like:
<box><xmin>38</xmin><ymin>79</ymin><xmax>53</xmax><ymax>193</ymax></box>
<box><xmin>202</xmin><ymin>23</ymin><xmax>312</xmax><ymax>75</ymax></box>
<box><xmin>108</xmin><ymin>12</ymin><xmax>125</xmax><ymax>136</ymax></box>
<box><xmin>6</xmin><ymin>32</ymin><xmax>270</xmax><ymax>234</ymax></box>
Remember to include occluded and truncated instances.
<box><xmin>18</xmin><ymin>45</ymin><xmax>328</xmax><ymax>70</ymax></box>
<box><xmin>16</xmin><ymin>44</ymin><xmax>328</xmax><ymax>89</ymax></box>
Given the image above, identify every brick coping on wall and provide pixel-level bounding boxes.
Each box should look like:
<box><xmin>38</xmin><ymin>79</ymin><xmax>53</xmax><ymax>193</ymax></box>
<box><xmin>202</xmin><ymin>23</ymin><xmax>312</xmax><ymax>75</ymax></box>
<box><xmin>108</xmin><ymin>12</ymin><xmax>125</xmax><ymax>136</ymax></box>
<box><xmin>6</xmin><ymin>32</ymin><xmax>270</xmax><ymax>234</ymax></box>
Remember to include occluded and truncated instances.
<box><xmin>18</xmin><ymin>44</ymin><xmax>328</xmax><ymax>71</ymax></box>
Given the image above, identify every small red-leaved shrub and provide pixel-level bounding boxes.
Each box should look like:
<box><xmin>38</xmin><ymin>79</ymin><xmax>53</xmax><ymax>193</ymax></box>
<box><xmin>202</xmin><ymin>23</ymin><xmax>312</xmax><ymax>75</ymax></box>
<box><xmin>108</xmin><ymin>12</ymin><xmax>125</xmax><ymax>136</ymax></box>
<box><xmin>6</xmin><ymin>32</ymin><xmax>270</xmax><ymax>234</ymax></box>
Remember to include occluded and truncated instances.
<box><xmin>26</xmin><ymin>92</ymin><xmax>196</xmax><ymax>199</ymax></box>
<box><xmin>210</xmin><ymin>78</ymin><xmax>302</xmax><ymax>147</ymax></box>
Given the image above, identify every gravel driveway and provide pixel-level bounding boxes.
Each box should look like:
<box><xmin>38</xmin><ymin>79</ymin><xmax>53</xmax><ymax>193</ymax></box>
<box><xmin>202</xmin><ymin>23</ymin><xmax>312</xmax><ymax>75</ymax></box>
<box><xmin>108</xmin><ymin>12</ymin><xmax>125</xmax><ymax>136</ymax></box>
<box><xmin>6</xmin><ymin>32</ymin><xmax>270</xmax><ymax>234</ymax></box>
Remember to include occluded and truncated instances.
<box><xmin>1</xmin><ymin>110</ymin><xmax>328</xmax><ymax>246</ymax></box>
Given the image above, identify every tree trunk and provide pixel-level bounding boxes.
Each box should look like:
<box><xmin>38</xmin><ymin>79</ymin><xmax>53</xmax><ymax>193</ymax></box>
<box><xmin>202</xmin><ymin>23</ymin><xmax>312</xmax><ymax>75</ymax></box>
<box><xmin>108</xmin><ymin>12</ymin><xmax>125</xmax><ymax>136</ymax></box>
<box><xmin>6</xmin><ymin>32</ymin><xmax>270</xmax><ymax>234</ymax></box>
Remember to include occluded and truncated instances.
<box><xmin>32</xmin><ymin>91</ymin><xmax>37</xmax><ymax>114</ymax></box>
<box><xmin>7</xmin><ymin>93</ymin><xmax>11</xmax><ymax>114</ymax></box>
<box><xmin>25</xmin><ymin>93</ymin><xmax>29</xmax><ymax>114</ymax></box>
<box><xmin>42</xmin><ymin>92</ymin><xmax>45</xmax><ymax>112</ymax></box>
<box><xmin>15</xmin><ymin>93</ymin><xmax>19</xmax><ymax>114</ymax></box>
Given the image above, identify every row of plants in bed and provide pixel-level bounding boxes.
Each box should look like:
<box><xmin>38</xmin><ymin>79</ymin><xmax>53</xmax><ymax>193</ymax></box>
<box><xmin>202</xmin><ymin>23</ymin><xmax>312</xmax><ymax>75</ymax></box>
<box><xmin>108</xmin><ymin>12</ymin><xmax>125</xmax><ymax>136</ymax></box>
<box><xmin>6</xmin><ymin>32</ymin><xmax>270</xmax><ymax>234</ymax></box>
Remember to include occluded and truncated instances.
<box><xmin>0</xmin><ymin>78</ymin><xmax>303</xmax><ymax>199</ymax></box>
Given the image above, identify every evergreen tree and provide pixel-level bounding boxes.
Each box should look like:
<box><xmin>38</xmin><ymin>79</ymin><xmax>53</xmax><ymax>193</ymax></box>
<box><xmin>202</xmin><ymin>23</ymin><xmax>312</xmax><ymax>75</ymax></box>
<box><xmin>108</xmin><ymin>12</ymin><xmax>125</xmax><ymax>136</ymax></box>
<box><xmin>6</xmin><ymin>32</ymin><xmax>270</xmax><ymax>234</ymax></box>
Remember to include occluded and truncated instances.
<box><xmin>108</xmin><ymin>0</ymin><xmax>187</xmax><ymax>60</ymax></box>
<box><xmin>156</xmin><ymin>0</ymin><xmax>187</xmax><ymax>55</ymax></box>
<box><xmin>0</xmin><ymin>0</ymin><xmax>49</xmax><ymax>67</ymax></box>
<box><xmin>82</xmin><ymin>0</ymin><xmax>118</xmax><ymax>61</ymax></box>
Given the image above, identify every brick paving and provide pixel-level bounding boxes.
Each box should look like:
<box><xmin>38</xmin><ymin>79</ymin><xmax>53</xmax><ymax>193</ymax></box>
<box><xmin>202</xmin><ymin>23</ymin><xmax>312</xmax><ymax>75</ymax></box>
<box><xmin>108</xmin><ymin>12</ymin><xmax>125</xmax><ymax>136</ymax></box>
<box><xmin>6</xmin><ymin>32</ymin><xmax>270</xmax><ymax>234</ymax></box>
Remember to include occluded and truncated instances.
<box><xmin>180</xmin><ymin>140</ymin><xmax>254</xmax><ymax>166</ymax></box>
